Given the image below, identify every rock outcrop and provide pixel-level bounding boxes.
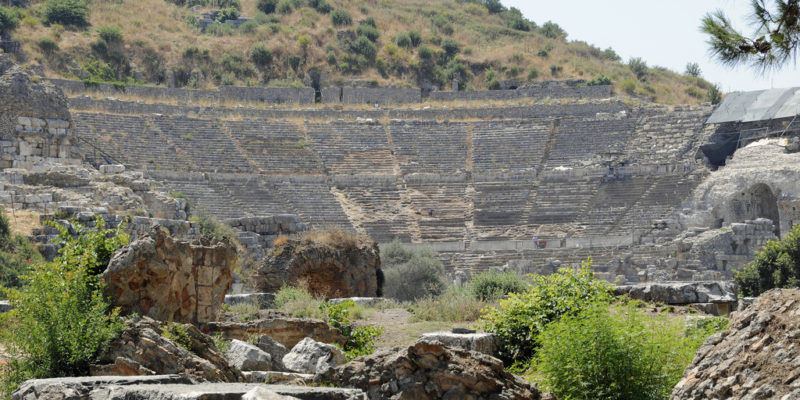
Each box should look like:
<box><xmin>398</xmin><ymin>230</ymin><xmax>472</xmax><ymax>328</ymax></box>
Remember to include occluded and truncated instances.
<box><xmin>90</xmin><ymin>317</ymin><xmax>243</xmax><ymax>383</ymax></box>
<box><xmin>12</xmin><ymin>375</ymin><xmax>367</xmax><ymax>400</ymax></box>
<box><xmin>226</xmin><ymin>339</ymin><xmax>277</xmax><ymax>372</ymax></box>
<box><xmin>253</xmin><ymin>232</ymin><xmax>382</xmax><ymax>299</ymax></box>
<box><xmin>671</xmin><ymin>288</ymin><xmax>800</xmax><ymax>399</ymax></box>
<box><xmin>282</xmin><ymin>337</ymin><xmax>347</xmax><ymax>374</ymax></box>
<box><xmin>615</xmin><ymin>281</ymin><xmax>737</xmax><ymax>315</ymax></box>
<box><xmin>317</xmin><ymin>340</ymin><xmax>543</xmax><ymax>400</ymax></box>
<box><xmin>204</xmin><ymin>313</ymin><xmax>346</xmax><ymax>349</ymax></box>
<box><xmin>103</xmin><ymin>226</ymin><xmax>237</xmax><ymax>324</ymax></box>
<box><xmin>418</xmin><ymin>332</ymin><xmax>498</xmax><ymax>357</ymax></box>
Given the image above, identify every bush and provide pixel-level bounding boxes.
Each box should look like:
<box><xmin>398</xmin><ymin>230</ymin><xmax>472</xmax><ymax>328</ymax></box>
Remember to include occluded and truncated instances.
<box><xmin>685</xmin><ymin>62</ymin><xmax>702</xmax><ymax>77</ymax></box>
<box><xmin>309</xmin><ymin>0</ymin><xmax>332</xmax><ymax>13</ymax></box>
<box><xmin>162</xmin><ymin>322</ymin><xmax>195</xmax><ymax>353</ymax></box>
<box><xmin>0</xmin><ymin>218</ymin><xmax>127</xmax><ymax>395</ymax></box>
<box><xmin>480</xmin><ymin>260</ymin><xmax>613</xmax><ymax>364</ymax></box>
<box><xmin>629</xmin><ymin>57</ymin><xmax>648</xmax><ymax>80</ymax></box>
<box><xmin>418</xmin><ymin>45</ymin><xmax>433</xmax><ymax>60</ymax></box>
<box><xmin>256</xmin><ymin>0</ymin><xmax>278</xmax><ymax>14</ymax></box>
<box><xmin>485</xmin><ymin>68</ymin><xmax>501</xmax><ymax>90</ymax></box>
<box><xmin>96</xmin><ymin>25</ymin><xmax>122</xmax><ymax>43</ymax></box>
<box><xmin>431</xmin><ymin>14</ymin><xmax>453</xmax><ymax>35</ymax></box>
<box><xmin>481</xmin><ymin>0</ymin><xmax>505</xmax><ymax>14</ymax></box>
<box><xmin>735</xmin><ymin>224</ymin><xmax>800</xmax><ymax>296</ymax></box>
<box><xmin>602</xmin><ymin>47</ymin><xmax>621</xmax><ymax>61</ymax></box>
<box><xmin>247</xmin><ymin>44</ymin><xmax>273</xmax><ymax>68</ymax></box>
<box><xmin>273</xmin><ymin>283</ymin><xmax>326</xmax><ymax>319</ymax></box>
<box><xmin>410</xmin><ymin>286</ymin><xmax>487</xmax><ymax>322</ymax></box>
<box><xmin>0</xmin><ymin>6</ymin><xmax>19</xmax><ymax>33</ymax></box>
<box><xmin>216</xmin><ymin>7</ymin><xmax>239</xmax><ymax>22</ymax></box>
<box><xmin>620</xmin><ymin>79</ymin><xmax>637</xmax><ymax>95</ymax></box>
<box><xmin>408</xmin><ymin>30</ymin><xmax>422</xmax><ymax>47</ymax></box>
<box><xmin>276</xmin><ymin>0</ymin><xmax>292</xmax><ymax>14</ymax></box>
<box><xmin>330</xmin><ymin>9</ymin><xmax>351</xmax><ymax>26</ymax></box>
<box><xmin>395</xmin><ymin>33</ymin><xmax>411</xmax><ymax>48</ymax></box>
<box><xmin>707</xmin><ymin>83</ymin><xmax>722</xmax><ymax>105</ymax></box>
<box><xmin>43</xmin><ymin>0</ymin><xmax>89</xmax><ymax>27</ymax></box>
<box><xmin>194</xmin><ymin>209</ymin><xmax>236</xmax><ymax>240</ymax></box>
<box><xmin>381</xmin><ymin>240</ymin><xmax>446</xmax><ymax>302</ymax></box>
<box><xmin>526</xmin><ymin>67</ymin><xmax>538</xmax><ymax>80</ymax></box>
<box><xmin>549</xmin><ymin>64</ymin><xmax>562</xmax><ymax>76</ymax></box>
<box><xmin>441</xmin><ymin>38</ymin><xmax>460</xmax><ymax>58</ymax></box>
<box><xmin>320</xmin><ymin>300</ymin><xmax>382</xmax><ymax>360</ymax></box>
<box><xmin>357</xmin><ymin>23</ymin><xmax>380</xmax><ymax>42</ymax></box>
<box><xmin>0</xmin><ymin>210</ymin><xmax>42</xmax><ymax>298</ymax></box>
<box><xmin>350</xmin><ymin>35</ymin><xmax>377</xmax><ymax>61</ymax></box>
<box><xmin>539</xmin><ymin>21</ymin><xmax>566</xmax><ymax>39</ymax></box>
<box><xmin>535</xmin><ymin>303</ymin><xmax>722</xmax><ymax>400</ymax></box>
<box><xmin>469</xmin><ymin>270</ymin><xmax>529</xmax><ymax>301</ymax></box>
<box><xmin>587</xmin><ymin>74</ymin><xmax>611</xmax><ymax>86</ymax></box>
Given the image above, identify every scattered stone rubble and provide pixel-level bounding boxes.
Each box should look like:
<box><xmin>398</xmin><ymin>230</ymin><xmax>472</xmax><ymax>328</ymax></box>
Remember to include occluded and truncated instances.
<box><xmin>204</xmin><ymin>312</ymin><xmax>346</xmax><ymax>349</ymax></box>
<box><xmin>615</xmin><ymin>281</ymin><xmax>738</xmax><ymax>315</ymax></box>
<box><xmin>103</xmin><ymin>226</ymin><xmax>237</xmax><ymax>324</ymax></box>
<box><xmin>316</xmin><ymin>340</ymin><xmax>543</xmax><ymax>400</ymax></box>
<box><xmin>418</xmin><ymin>331</ymin><xmax>498</xmax><ymax>357</ymax></box>
<box><xmin>282</xmin><ymin>337</ymin><xmax>347</xmax><ymax>374</ymax></box>
<box><xmin>226</xmin><ymin>339</ymin><xmax>278</xmax><ymax>372</ymax></box>
<box><xmin>254</xmin><ymin>234</ymin><xmax>382</xmax><ymax>299</ymax></box>
<box><xmin>671</xmin><ymin>288</ymin><xmax>800</xmax><ymax>399</ymax></box>
<box><xmin>90</xmin><ymin>317</ymin><xmax>242</xmax><ymax>383</ymax></box>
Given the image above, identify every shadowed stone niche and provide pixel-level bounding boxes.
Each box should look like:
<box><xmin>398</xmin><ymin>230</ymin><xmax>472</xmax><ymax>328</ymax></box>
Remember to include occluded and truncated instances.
<box><xmin>728</xmin><ymin>183</ymin><xmax>780</xmax><ymax>236</ymax></box>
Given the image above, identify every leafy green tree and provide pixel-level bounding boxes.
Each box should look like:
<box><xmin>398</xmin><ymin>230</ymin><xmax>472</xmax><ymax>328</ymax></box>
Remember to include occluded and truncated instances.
<box><xmin>539</xmin><ymin>21</ymin><xmax>567</xmax><ymax>40</ymax></box>
<box><xmin>535</xmin><ymin>302</ymin><xmax>725</xmax><ymax>400</ymax></box>
<box><xmin>469</xmin><ymin>270</ymin><xmax>528</xmax><ymax>301</ymax></box>
<box><xmin>685</xmin><ymin>62</ymin><xmax>702</xmax><ymax>77</ymax></box>
<box><xmin>481</xmin><ymin>0</ymin><xmax>505</xmax><ymax>14</ymax></box>
<box><xmin>480</xmin><ymin>259</ymin><xmax>614</xmax><ymax>364</ymax></box>
<box><xmin>707</xmin><ymin>83</ymin><xmax>723</xmax><ymax>104</ymax></box>
<box><xmin>702</xmin><ymin>1</ymin><xmax>800</xmax><ymax>70</ymax></box>
<box><xmin>628</xmin><ymin>57</ymin><xmax>648</xmax><ymax>80</ymax></box>
<box><xmin>0</xmin><ymin>6</ymin><xmax>19</xmax><ymax>33</ymax></box>
<box><xmin>330</xmin><ymin>9</ymin><xmax>351</xmax><ymax>26</ymax></box>
<box><xmin>381</xmin><ymin>240</ymin><xmax>446</xmax><ymax>301</ymax></box>
<box><xmin>216</xmin><ymin>7</ymin><xmax>239</xmax><ymax>23</ymax></box>
<box><xmin>256</xmin><ymin>0</ymin><xmax>278</xmax><ymax>14</ymax></box>
<box><xmin>1</xmin><ymin>218</ymin><xmax>127</xmax><ymax>396</ymax></box>
<box><xmin>735</xmin><ymin>224</ymin><xmax>800</xmax><ymax>296</ymax></box>
<box><xmin>43</xmin><ymin>0</ymin><xmax>89</xmax><ymax>27</ymax></box>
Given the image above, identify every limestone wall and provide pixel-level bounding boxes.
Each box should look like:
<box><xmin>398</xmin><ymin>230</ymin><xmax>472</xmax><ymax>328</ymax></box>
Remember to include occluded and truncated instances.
<box><xmin>341</xmin><ymin>87</ymin><xmax>421</xmax><ymax>105</ymax></box>
<box><xmin>430</xmin><ymin>84</ymin><xmax>612</xmax><ymax>102</ymax></box>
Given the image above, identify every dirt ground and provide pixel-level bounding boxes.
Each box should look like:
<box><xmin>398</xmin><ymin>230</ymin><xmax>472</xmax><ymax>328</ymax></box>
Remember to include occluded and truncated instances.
<box><xmin>358</xmin><ymin>307</ymin><xmax>476</xmax><ymax>348</ymax></box>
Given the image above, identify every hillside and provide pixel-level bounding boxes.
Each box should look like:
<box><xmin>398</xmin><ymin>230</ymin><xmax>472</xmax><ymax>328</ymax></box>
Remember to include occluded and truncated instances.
<box><xmin>3</xmin><ymin>0</ymin><xmax>718</xmax><ymax>105</ymax></box>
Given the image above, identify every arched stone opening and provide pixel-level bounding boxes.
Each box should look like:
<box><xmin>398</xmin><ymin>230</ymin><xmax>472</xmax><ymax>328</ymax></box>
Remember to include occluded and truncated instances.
<box><xmin>728</xmin><ymin>183</ymin><xmax>780</xmax><ymax>236</ymax></box>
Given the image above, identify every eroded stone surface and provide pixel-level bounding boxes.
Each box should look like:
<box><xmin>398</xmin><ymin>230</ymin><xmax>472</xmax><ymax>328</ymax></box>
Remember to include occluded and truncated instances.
<box><xmin>204</xmin><ymin>315</ymin><xmax>345</xmax><ymax>349</ymax></box>
<box><xmin>103</xmin><ymin>226</ymin><xmax>237</xmax><ymax>324</ymax></box>
<box><xmin>317</xmin><ymin>340</ymin><xmax>542</xmax><ymax>400</ymax></box>
<box><xmin>227</xmin><ymin>339</ymin><xmax>275</xmax><ymax>372</ymax></box>
<box><xmin>283</xmin><ymin>338</ymin><xmax>346</xmax><ymax>374</ymax></box>
<box><xmin>418</xmin><ymin>332</ymin><xmax>498</xmax><ymax>357</ymax></box>
<box><xmin>671</xmin><ymin>288</ymin><xmax>800</xmax><ymax>399</ymax></box>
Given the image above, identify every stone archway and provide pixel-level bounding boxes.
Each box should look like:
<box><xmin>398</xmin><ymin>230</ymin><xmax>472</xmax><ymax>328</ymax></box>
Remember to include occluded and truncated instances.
<box><xmin>728</xmin><ymin>183</ymin><xmax>780</xmax><ymax>236</ymax></box>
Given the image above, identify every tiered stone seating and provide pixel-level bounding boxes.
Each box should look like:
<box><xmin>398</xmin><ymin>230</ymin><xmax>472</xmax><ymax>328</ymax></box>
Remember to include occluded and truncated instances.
<box><xmin>407</xmin><ymin>184</ymin><xmax>467</xmax><ymax>241</ymax></box>
<box><xmin>528</xmin><ymin>178</ymin><xmax>599</xmax><ymax>225</ymax></box>
<box><xmin>472</xmin><ymin>120</ymin><xmax>550</xmax><ymax>172</ymax></box>
<box><xmin>73</xmin><ymin>113</ymin><xmax>184</xmax><ymax>170</ymax></box>
<box><xmin>627</xmin><ymin>106</ymin><xmax>712</xmax><ymax>164</ymax></box>
<box><xmin>215</xmin><ymin>181</ymin><xmax>292</xmax><ymax>217</ymax></box>
<box><xmin>580</xmin><ymin>176</ymin><xmax>652</xmax><ymax>236</ymax></box>
<box><xmin>223</xmin><ymin>120</ymin><xmax>324</xmax><ymax>174</ymax></box>
<box><xmin>305</xmin><ymin>122</ymin><xmax>394</xmax><ymax>175</ymax></box>
<box><xmin>163</xmin><ymin>180</ymin><xmax>243</xmax><ymax>219</ymax></box>
<box><xmin>612</xmin><ymin>174</ymin><xmax>700</xmax><ymax>234</ymax></box>
<box><xmin>340</xmin><ymin>185</ymin><xmax>410</xmax><ymax>242</ymax></box>
<box><xmin>545</xmin><ymin>118</ymin><xmax>634</xmax><ymax>169</ymax></box>
<box><xmin>154</xmin><ymin>116</ymin><xmax>249</xmax><ymax>172</ymax></box>
<box><xmin>389</xmin><ymin>121</ymin><xmax>468</xmax><ymax>174</ymax></box>
<box><xmin>275</xmin><ymin>183</ymin><xmax>353</xmax><ymax>228</ymax></box>
<box><xmin>474</xmin><ymin>182</ymin><xmax>530</xmax><ymax>226</ymax></box>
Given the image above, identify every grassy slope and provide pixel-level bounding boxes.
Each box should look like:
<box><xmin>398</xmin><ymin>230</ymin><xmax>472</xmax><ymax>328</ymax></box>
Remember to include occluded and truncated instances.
<box><xmin>13</xmin><ymin>0</ymin><xmax>715</xmax><ymax>105</ymax></box>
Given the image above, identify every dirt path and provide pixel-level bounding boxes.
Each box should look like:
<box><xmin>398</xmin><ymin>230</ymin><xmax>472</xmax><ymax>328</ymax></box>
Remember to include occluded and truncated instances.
<box><xmin>358</xmin><ymin>308</ymin><xmax>475</xmax><ymax>348</ymax></box>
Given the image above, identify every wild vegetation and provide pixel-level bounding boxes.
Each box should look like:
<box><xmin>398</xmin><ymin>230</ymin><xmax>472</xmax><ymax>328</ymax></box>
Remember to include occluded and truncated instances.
<box><xmin>0</xmin><ymin>210</ymin><xmax>42</xmax><ymax>299</ymax></box>
<box><xmin>734</xmin><ymin>223</ymin><xmax>800</xmax><ymax>296</ymax></box>
<box><xmin>0</xmin><ymin>0</ymin><xmax>716</xmax><ymax>104</ymax></box>
<box><xmin>0</xmin><ymin>217</ymin><xmax>128</xmax><ymax>397</ymax></box>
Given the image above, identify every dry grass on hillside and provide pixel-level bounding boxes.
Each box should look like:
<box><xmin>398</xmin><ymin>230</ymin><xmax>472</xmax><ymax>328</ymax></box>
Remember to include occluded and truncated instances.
<box><xmin>3</xmin><ymin>209</ymin><xmax>42</xmax><ymax>236</ymax></box>
<box><xmin>11</xmin><ymin>0</ymin><xmax>716</xmax><ymax>105</ymax></box>
<box><xmin>298</xmin><ymin>226</ymin><xmax>369</xmax><ymax>248</ymax></box>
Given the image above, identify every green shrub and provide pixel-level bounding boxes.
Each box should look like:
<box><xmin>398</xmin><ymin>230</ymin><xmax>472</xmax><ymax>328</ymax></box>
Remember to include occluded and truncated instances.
<box><xmin>431</xmin><ymin>14</ymin><xmax>453</xmax><ymax>35</ymax></box>
<box><xmin>535</xmin><ymin>303</ymin><xmax>722</xmax><ymax>400</ymax></box>
<box><xmin>381</xmin><ymin>240</ymin><xmax>446</xmax><ymax>302</ymax></box>
<box><xmin>330</xmin><ymin>9</ymin><xmax>351</xmax><ymax>26</ymax></box>
<box><xmin>629</xmin><ymin>57</ymin><xmax>648</xmax><ymax>80</ymax></box>
<box><xmin>587</xmin><ymin>74</ymin><xmax>611</xmax><ymax>86</ymax></box>
<box><xmin>227</xmin><ymin>301</ymin><xmax>260</xmax><ymax>322</ymax></box>
<box><xmin>256</xmin><ymin>0</ymin><xmax>278</xmax><ymax>14</ymax></box>
<box><xmin>418</xmin><ymin>45</ymin><xmax>433</xmax><ymax>60</ymax></box>
<box><xmin>251</xmin><ymin>43</ymin><xmax>273</xmax><ymax>66</ymax></box>
<box><xmin>273</xmin><ymin>284</ymin><xmax>325</xmax><ymax>319</ymax></box>
<box><xmin>162</xmin><ymin>322</ymin><xmax>195</xmax><ymax>353</ymax></box>
<box><xmin>0</xmin><ymin>6</ymin><xmax>19</xmax><ymax>33</ymax></box>
<box><xmin>0</xmin><ymin>218</ymin><xmax>127</xmax><ymax>396</ymax></box>
<box><xmin>707</xmin><ymin>83</ymin><xmax>722</xmax><ymax>105</ymax></box>
<box><xmin>410</xmin><ymin>286</ymin><xmax>487</xmax><ymax>322</ymax></box>
<box><xmin>539</xmin><ymin>21</ymin><xmax>566</xmax><ymax>39</ymax></box>
<box><xmin>441</xmin><ymin>38</ymin><xmax>460</xmax><ymax>58</ymax></box>
<box><xmin>603</xmin><ymin>47</ymin><xmax>621</xmax><ymax>61</ymax></box>
<box><xmin>357</xmin><ymin>23</ymin><xmax>380</xmax><ymax>42</ymax></box>
<box><xmin>0</xmin><ymin>210</ymin><xmax>43</xmax><ymax>298</ymax></box>
<box><xmin>96</xmin><ymin>25</ymin><xmax>122</xmax><ymax>43</ymax></box>
<box><xmin>469</xmin><ymin>270</ymin><xmax>529</xmax><ymax>301</ymax></box>
<box><xmin>43</xmin><ymin>0</ymin><xmax>89</xmax><ymax>27</ymax></box>
<box><xmin>395</xmin><ymin>33</ymin><xmax>412</xmax><ymax>48</ymax></box>
<box><xmin>309</xmin><ymin>0</ymin><xmax>332</xmax><ymax>13</ymax></box>
<box><xmin>481</xmin><ymin>0</ymin><xmax>505</xmax><ymax>14</ymax></box>
<box><xmin>276</xmin><ymin>0</ymin><xmax>292</xmax><ymax>14</ymax></box>
<box><xmin>684</xmin><ymin>62</ymin><xmax>701</xmax><ymax>77</ymax></box>
<box><xmin>735</xmin><ymin>224</ymin><xmax>800</xmax><ymax>296</ymax></box>
<box><xmin>321</xmin><ymin>300</ymin><xmax>382</xmax><ymax>360</ymax></box>
<box><xmin>37</xmin><ymin>37</ymin><xmax>59</xmax><ymax>54</ymax></box>
<box><xmin>480</xmin><ymin>260</ymin><xmax>613</xmax><ymax>364</ymax></box>
<box><xmin>408</xmin><ymin>30</ymin><xmax>422</xmax><ymax>47</ymax></box>
<box><xmin>216</xmin><ymin>7</ymin><xmax>239</xmax><ymax>22</ymax></box>
<box><xmin>549</xmin><ymin>64</ymin><xmax>562</xmax><ymax>76</ymax></box>
<box><xmin>194</xmin><ymin>209</ymin><xmax>236</xmax><ymax>240</ymax></box>
<box><xmin>350</xmin><ymin>36</ymin><xmax>377</xmax><ymax>61</ymax></box>
<box><xmin>526</xmin><ymin>67</ymin><xmax>538</xmax><ymax>80</ymax></box>
<box><xmin>620</xmin><ymin>79</ymin><xmax>637</xmax><ymax>95</ymax></box>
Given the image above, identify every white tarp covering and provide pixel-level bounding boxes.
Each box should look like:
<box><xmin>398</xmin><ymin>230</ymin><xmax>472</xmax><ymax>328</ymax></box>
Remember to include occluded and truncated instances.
<box><xmin>707</xmin><ymin>87</ymin><xmax>800</xmax><ymax>124</ymax></box>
